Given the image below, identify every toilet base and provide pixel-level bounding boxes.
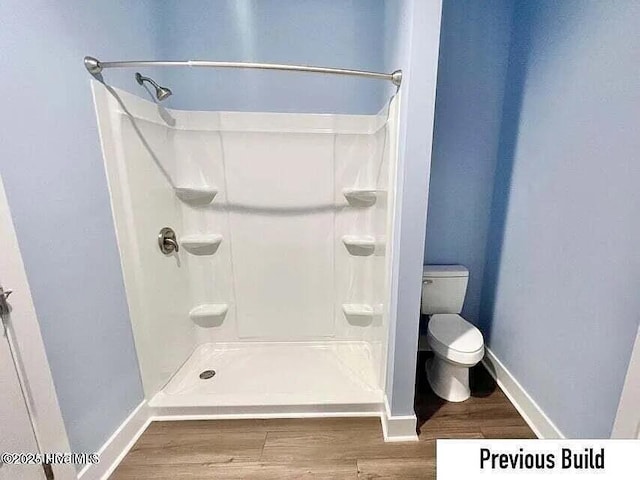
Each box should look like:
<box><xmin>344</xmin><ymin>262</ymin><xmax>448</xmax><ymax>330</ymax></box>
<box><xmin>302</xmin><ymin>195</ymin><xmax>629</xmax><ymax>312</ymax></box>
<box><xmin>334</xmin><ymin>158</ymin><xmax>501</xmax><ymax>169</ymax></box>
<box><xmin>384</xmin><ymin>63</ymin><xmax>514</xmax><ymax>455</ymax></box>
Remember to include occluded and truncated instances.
<box><xmin>426</xmin><ymin>356</ymin><xmax>472</xmax><ymax>402</ymax></box>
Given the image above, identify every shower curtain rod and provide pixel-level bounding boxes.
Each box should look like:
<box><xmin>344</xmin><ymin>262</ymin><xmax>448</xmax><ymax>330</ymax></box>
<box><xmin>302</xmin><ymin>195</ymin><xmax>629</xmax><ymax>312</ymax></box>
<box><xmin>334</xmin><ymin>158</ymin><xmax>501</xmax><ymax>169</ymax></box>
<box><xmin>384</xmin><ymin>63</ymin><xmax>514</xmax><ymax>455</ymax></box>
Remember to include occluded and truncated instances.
<box><xmin>83</xmin><ymin>56</ymin><xmax>402</xmax><ymax>87</ymax></box>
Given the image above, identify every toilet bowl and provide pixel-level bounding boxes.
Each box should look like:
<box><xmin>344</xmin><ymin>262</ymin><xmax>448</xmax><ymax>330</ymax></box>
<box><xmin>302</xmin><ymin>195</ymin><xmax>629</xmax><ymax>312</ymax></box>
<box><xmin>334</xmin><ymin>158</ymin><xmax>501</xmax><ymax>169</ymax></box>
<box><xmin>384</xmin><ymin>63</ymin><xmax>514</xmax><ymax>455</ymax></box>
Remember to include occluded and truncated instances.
<box><xmin>426</xmin><ymin>313</ymin><xmax>484</xmax><ymax>402</ymax></box>
<box><xmin>421</xmin><ymin>265</ymin><xmax>485</xmax><ymax>402</ymax></box>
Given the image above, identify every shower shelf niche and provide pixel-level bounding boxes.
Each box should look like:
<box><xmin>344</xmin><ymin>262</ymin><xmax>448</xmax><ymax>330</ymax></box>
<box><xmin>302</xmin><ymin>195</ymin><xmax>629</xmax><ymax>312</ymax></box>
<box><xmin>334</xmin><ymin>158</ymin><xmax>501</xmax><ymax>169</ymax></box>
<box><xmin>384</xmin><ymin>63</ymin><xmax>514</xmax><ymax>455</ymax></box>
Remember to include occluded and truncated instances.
<box><xmin>342</xmin><ymin>188</ymin><xmax>385</xmax><ymax>207</ymax></box>
<box><xmin>174</xmin><ymin>185</ymin><xmax>218</xmax><ymax>204</ymax></box>
<box><xmin>189</xmin><ymin>303</ymin><xmax>228</xmax><ymax>327</ymax></box>
<box><xmin>180</xmin><ymin>234</ymin><xmax>223</xmax><ymax>255</ymax></box>
<box><xmin>342</xmin><ymin>304</ymin><xmax>375</xmax><ymax>325</ymax></box>
<box><xmin>342</xmin><ymin>235</ymin><xmax>376</xmax><ymax>256</ymax></box>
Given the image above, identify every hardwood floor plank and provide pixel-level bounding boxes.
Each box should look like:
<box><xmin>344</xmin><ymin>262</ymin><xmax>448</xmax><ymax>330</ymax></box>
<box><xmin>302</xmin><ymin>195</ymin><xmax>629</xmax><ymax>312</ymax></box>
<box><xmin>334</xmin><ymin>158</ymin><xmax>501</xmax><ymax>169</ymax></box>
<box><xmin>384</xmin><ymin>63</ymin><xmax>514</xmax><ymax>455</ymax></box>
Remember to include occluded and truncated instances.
<box><xmin>261</xmin><ymin>430</ymin><xmax>435</xmax><ymax>462</ymax></box>
<box><xmin>418</xmin><ymin>424</ymin><xmax>483</xmax><ymax>440</ymax></box>
<box><xmin>357</xmin><ymin>458</ymin><xmax>435</xmax><ymax>480</ymax></box>
<box><xmin>468</xmin><ymin>413</ymin><xmax>531</xmax><ymax>428</ymax></box>
<box><xmin>120</xmin><ymin>431</ymin><xmax>267</xmax><ymax>465</ymax></box>
<box><xmin>112</xmin><ymin>460</ymin><xmax>358</xmax><ymax>480</ymax></box>
<box><xmin>481</xmin><ymin>425</ymin><xmax>537</xmax><ymax>439</ymax></box>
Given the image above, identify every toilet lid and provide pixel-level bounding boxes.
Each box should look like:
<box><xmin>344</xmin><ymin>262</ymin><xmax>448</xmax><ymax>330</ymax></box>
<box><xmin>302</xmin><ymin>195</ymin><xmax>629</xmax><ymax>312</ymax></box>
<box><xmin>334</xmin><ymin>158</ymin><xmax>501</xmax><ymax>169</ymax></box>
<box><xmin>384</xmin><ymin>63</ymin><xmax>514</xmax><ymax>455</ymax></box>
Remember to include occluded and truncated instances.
<box><xmin>428</xmin><ymin>314</ymin><xmax>483</xmax><ymax>353</ymax></box>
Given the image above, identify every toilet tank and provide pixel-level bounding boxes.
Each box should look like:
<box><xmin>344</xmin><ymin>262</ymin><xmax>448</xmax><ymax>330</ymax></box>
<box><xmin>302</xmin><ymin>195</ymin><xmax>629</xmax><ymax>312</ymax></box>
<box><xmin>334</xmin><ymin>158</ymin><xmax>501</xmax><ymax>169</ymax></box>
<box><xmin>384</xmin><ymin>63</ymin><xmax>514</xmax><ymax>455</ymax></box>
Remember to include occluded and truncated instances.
<box><xmin>421</xmin><ymin>265</ymin><xmax>469</xmax><ymax>315</ymax></box>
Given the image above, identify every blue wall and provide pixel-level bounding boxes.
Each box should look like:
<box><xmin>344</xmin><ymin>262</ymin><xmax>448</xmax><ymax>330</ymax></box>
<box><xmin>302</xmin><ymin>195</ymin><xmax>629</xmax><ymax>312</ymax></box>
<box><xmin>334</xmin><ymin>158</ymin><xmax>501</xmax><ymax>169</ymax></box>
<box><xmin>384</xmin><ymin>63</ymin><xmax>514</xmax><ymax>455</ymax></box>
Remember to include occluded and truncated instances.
<box><xmin>481</xmin><ymin>0</ymin><xmax>640</xmax><ymax>438</ymax></box>
<box><xmin>0</xmin><ymin>0</ymin><xmax>158</xmax><ymax>455</ymax></box>
<box><xmin>156</xmin><ymin>0</ymin><xmax>391</xmax><ymax>114</ymax></box>
<box><xmin>425</xmin><ymin>0</ymin><xmax>513</xmax><ymax>325</ymax></box>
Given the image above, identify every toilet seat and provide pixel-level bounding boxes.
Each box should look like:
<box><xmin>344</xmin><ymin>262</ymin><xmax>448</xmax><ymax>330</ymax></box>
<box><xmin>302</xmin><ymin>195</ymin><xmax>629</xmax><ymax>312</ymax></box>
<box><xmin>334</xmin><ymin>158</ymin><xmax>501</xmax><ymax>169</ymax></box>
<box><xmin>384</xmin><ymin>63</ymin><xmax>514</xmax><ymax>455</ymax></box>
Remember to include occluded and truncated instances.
<box><xmin>427</xmin><ymin>314</ymin><xmax>484</xmax><ymax>365</ymax></box>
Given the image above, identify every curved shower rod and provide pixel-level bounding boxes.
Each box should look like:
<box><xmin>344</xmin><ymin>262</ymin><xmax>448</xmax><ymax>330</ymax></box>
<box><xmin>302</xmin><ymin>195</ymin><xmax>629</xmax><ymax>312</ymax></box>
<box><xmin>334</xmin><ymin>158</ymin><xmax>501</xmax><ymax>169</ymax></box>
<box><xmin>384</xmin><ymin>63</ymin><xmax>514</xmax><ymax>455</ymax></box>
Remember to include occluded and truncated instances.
<box><xmin>84</xmin><ymin>56</ymin><xmax>402</xmax><ymax>87</ymax></box>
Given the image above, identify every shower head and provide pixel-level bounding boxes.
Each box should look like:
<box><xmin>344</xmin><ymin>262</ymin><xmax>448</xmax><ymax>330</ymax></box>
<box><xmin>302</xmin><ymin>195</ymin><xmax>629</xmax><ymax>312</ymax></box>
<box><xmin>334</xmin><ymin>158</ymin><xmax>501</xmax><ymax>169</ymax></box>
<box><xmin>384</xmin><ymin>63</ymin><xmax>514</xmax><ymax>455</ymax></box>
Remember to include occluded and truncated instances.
<box><xmin>155</xmin><ymin>85</ymin><xmax>173</xmax><ymax>102</ymax></box>
<box><xmin>135</xmin><ymin>72</ymin><xmax>172</xmax><ymax>101</ymax></box>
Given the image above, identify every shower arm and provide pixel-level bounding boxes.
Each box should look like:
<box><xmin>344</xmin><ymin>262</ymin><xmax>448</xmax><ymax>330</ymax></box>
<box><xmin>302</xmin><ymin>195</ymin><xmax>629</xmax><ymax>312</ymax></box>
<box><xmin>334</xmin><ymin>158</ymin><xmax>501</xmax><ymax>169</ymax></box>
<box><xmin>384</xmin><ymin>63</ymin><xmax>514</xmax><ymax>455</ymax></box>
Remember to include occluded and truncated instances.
<box><xmin>84</xmin><ymin>57</ymin><xmax>402</xmax><ymax>87</ymax></box>
<box><xmin>135</xmin><ymin>72</ymin><xmax>161</xmax><ymax>90</ymax></box>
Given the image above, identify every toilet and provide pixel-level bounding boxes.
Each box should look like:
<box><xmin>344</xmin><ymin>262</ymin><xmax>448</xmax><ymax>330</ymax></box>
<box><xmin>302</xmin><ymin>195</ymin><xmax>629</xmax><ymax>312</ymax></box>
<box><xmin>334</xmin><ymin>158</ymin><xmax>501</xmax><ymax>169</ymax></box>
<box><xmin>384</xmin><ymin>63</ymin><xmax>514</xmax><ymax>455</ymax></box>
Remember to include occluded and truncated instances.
<box><xmin>421</xmin><ymin>265</ymin><xmax>484</xmax><ymax>402</ymax></box>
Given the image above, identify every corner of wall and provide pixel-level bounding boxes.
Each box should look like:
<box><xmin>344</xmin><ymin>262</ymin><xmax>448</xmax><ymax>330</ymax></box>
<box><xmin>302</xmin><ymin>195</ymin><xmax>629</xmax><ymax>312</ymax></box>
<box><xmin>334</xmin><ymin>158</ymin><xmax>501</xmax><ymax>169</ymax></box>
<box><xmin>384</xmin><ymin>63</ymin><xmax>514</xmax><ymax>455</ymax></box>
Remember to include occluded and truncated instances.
<box><xmin>385</xmin><ymin>0</ymin><xmax>443</xmax><ymax>419</ymax></box>
<box><xmin>381</xmin><ymin>395</ymin><xmax>419</xmax><ymax>442</ymax></box>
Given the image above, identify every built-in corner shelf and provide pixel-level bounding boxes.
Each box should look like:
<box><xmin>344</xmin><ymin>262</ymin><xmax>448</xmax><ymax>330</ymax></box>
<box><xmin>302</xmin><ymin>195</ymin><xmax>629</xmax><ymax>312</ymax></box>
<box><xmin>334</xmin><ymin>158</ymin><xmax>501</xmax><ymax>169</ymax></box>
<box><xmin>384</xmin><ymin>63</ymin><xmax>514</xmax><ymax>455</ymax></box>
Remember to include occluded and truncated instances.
<box><xmin>342</xmin><ymin>188</ymin><xmax>385</xmax><ymax>207</ymax></box>
<box><xmin>189</xmin><ymin>303</ymin><xmax>228</xmax><ymax>327</ymax></box>
<box><xmin>174</xmin><ymin>186</ymin><xmax>218</xmax><ymax>204</ymax></box>
<box><xmin>341</xmin><ymin>235</ymin><xmax>376</xmax><ymax>256</ymax></box>
<box><xmin>342</xmin><ymin>304</ymin><xmax>375</xmax><ymax>325</ymax></box>
<box><xmin>180</xmin><ymin>234</ymin><xmax>223</xmax><ymax>255</ymax></box>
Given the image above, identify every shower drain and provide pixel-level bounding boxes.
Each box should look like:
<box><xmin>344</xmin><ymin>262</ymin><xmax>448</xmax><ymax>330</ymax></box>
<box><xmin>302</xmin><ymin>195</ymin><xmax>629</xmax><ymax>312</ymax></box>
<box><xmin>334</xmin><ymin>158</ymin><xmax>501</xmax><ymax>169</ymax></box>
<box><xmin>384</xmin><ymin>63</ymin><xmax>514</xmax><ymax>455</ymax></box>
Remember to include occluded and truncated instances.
<box><xmin>199</xmin><ymin>369</ymin><xmax>216</xmax><ymax>380</ymax></box>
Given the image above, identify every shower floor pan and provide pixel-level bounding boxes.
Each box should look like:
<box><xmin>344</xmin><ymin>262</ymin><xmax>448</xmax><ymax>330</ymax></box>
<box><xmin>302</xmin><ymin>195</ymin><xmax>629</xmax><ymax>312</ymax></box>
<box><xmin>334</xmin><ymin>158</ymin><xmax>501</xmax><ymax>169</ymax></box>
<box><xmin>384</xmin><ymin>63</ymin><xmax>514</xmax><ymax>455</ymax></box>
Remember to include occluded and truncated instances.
<box><xmin>149</xmin><ymin>341</ymin><xmax>384</xmax><ymax>416</ymax></box>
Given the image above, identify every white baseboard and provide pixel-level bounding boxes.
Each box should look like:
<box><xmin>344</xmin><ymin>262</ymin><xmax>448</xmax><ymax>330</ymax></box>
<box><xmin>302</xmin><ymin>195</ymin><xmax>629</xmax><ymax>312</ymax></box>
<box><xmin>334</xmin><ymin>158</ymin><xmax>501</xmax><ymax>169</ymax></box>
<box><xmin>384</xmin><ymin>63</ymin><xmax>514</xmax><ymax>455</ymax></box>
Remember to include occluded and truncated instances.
<box><xmin>78</xmin><ymin>400</ymin><xmax>151</xmax><ymax>480</ymax></box>
<box><xmin>482</xmin><ymin>347</ymin><xmax>564</xmax><ymax>439</ymax></box>
<box><xmin>380</xmin><ymin>396</ymin><xmax>419</xmax><ymax>442</ymax></box>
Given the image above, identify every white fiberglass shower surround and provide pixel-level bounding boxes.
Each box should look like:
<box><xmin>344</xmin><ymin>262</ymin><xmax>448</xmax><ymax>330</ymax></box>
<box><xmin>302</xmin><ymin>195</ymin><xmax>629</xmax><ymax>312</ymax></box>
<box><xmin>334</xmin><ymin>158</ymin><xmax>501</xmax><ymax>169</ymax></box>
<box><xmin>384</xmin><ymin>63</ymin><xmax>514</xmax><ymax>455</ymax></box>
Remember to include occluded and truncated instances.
<box><xmin>90</xmin><ymin>61</ymin><xmax>401</xmax><ymax>423</ymax></box>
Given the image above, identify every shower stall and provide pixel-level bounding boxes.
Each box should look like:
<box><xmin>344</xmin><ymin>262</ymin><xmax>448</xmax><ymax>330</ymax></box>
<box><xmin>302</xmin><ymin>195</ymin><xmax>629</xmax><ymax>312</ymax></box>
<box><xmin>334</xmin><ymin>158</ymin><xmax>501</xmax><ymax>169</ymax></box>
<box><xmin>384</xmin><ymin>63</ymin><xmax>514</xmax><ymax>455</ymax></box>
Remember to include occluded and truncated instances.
<box><xmin>90</xmin><ymin>60</ymin><xmax>401</xmax><ymax>421</ymax></box>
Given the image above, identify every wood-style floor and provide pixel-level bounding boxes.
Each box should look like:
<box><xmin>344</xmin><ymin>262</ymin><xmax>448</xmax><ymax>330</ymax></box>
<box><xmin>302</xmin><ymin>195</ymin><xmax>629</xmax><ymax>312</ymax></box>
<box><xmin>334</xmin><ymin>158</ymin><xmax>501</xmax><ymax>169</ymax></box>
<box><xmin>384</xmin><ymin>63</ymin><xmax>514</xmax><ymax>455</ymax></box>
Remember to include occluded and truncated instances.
<box><xmin>111</xmin><ymin>352</ymin><xmax>535</xmax><ymax>479</ymax></box>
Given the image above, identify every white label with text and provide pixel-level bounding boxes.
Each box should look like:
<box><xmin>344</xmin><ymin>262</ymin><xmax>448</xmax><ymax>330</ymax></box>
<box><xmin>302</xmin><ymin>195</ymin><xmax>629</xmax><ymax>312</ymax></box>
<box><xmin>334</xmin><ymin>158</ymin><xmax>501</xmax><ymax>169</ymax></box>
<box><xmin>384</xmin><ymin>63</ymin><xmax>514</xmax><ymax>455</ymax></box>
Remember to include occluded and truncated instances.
<box><xmin>437</xmin><ymin>439</ymin><xmax>640</xmax><ymax>479</ymax></box>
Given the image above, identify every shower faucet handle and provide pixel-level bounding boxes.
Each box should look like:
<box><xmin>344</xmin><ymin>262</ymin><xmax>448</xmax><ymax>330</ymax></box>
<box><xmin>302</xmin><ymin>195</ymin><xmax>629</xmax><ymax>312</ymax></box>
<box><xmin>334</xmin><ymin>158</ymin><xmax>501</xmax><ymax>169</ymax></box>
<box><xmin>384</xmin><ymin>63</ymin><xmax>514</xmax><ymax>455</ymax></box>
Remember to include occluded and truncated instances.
<box><xmin>158</xmin><ymin>227</ymin><xmax>179</xmax><ymax>254</ymax></box>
